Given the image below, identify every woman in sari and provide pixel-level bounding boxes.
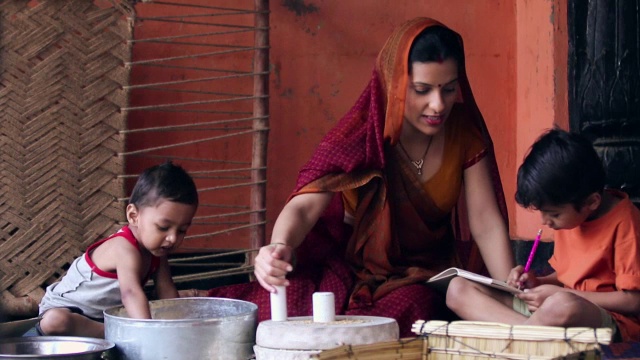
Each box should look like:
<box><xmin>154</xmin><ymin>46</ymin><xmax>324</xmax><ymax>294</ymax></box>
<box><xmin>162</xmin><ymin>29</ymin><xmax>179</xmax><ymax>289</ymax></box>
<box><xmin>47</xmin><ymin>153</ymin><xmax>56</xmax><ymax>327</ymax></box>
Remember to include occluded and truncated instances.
<box><xmin>207</xmin><ymin>17</ymin><xmax>514</xmax><ymax>337</ymax></box>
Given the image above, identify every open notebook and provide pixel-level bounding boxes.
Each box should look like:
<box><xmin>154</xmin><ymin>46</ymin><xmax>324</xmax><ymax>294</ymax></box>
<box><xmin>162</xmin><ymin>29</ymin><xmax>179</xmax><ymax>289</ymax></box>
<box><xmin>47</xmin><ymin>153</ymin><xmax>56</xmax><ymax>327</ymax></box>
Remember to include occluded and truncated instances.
<box><xmin>427</xmin><ymin>267</ymin><xmax>523</xmax><ymax>294</ymax></box>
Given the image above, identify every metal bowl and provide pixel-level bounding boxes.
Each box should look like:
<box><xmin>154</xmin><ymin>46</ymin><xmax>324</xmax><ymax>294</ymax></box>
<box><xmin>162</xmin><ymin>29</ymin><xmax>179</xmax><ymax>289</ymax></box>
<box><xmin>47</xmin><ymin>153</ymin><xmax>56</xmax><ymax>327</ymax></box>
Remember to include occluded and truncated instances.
<box><xmin>104</xmin><ymin>297</ymin><xmax>257</xmax><ymax>360</ymax></box>
<box><xmin>0</xmin><ymin>318</ymin><xmax>40</xmax><ymax>338</ymax></box>
<box><xmin>0</xmin><ymin>336</ymin><xmax>115</xmax><ymax>359</ymax></box>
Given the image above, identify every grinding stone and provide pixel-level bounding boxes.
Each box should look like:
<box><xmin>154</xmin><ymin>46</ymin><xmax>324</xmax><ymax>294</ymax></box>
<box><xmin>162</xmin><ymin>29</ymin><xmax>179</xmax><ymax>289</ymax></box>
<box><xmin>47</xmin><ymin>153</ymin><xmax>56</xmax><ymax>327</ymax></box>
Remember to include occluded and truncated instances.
<box><xmin>253</xmin><ymin>345</ymin><xmax>321</xmax><ymax>360</ymax></box>
<box><xmin>255</xmin><ymin>315</ymin><xmax>398</xmax><ymax>351</ymax></box>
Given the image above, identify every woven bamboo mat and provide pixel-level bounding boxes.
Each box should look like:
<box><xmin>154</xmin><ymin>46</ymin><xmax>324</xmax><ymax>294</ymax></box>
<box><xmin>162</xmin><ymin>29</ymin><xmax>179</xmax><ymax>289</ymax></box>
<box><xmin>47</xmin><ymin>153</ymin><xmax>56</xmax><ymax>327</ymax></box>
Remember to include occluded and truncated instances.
<box><xmin>0</xmin><ymin>0</ymin><xmax>134</xmax><ymax>314</ymax></box>
<box><xmin>0</xmin><ymin>0</ymin><xmax>270</xmax><ymax>316</ymax></box>
<box><xmin>315</xmin><ymin>320</ymin><xmax>611</xmax><ymax>360</ymax></box>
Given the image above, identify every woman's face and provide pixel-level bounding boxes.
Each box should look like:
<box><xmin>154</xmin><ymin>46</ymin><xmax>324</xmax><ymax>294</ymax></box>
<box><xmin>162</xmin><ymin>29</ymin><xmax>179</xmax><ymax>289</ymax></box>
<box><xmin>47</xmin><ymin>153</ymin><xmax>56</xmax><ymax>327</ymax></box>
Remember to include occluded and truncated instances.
<box><xmin>403</xmin><ymin>58</ymin><xmax>459</xmax><ymax>137</ymax></box>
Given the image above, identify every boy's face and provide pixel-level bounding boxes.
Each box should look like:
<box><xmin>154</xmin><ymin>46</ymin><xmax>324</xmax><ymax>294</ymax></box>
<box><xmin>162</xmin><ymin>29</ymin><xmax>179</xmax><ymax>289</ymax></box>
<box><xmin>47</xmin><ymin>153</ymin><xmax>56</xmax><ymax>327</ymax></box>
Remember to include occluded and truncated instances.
<box><xmin>127</xmin><ymin>199</ymin><xmax>197</xmax><ymax>257</ymax></box>
<box><xmin>537</xmin><ymin>201</ymin><xmax>596</xmax><ymax>230</ymax></box>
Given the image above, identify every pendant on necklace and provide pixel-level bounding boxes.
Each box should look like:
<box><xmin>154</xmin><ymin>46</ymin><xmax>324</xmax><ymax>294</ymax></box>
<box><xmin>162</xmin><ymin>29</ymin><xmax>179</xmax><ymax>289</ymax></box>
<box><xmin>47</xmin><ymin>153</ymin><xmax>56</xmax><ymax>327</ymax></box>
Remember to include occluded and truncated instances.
<box><xmin>412</xmin><ymin>159</ymin><xmax>424</xmax><ymax>175</ymax></box>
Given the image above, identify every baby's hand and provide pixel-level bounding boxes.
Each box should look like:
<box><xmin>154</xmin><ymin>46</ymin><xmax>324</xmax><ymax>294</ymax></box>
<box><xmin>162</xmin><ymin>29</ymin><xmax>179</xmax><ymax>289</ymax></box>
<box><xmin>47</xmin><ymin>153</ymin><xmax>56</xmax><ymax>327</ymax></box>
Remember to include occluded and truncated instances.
<box><xmin>178</xmin><ymin>289</ymin><xmax>209</xmax><ymax>298</ymax></box>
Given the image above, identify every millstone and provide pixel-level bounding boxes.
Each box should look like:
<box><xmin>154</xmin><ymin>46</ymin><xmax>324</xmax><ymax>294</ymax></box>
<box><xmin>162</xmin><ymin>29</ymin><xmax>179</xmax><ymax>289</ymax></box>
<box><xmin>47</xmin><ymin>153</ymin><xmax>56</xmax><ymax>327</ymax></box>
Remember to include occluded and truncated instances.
<box><xmin>255</xmin><ymin>315</ymin><xmax>398</xmax><ymax>352</ymax></box>
<box><xmin>253</xmin><ymin>345</ymin><xmax>320</xmax><ymax>360</ymax></box>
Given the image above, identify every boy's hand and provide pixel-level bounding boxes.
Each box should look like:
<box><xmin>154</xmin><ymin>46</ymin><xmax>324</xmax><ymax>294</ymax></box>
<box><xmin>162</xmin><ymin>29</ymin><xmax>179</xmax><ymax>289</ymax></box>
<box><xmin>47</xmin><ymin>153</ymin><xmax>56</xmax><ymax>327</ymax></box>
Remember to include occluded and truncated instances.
<box><xmin>507</xmin><ymin>265</ymin><xmax>541</xmax><ymax>290</ymax></box>
<box><xmin>506</xmin><ymin>265</ymin><xmax>524</xmax><ymax>288</ymax></box>
<box><xmin>517</xmin><ymin>284</ymin><xmax>563</xmax><ymax>311</ymax></box>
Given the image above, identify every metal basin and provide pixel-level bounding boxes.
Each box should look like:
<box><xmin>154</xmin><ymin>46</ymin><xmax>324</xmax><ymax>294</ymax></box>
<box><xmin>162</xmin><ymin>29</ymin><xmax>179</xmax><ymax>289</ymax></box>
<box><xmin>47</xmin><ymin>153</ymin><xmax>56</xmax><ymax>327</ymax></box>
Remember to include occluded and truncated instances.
<box><xmin>0</xmin><ymin>318</ymin><xmax>40</xmax><ymax>338</ymax></box>
<box><xmin>104</xmin><ymin>297</ymin><xmax>257</xmax><ymax>360</ymax></box>
<box><xmin>0</xmin><ymin>336</ymin><xmax>115</xmax><ymax>359</ymax></box>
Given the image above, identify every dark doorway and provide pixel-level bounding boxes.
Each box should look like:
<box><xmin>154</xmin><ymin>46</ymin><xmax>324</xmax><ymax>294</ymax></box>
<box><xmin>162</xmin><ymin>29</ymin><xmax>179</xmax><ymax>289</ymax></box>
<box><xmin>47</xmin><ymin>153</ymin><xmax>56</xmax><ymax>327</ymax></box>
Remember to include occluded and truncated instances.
<box><xmin>569</xmin><ymin>0</ymin><xmax>640</xmax><ymax>205</ymax></box>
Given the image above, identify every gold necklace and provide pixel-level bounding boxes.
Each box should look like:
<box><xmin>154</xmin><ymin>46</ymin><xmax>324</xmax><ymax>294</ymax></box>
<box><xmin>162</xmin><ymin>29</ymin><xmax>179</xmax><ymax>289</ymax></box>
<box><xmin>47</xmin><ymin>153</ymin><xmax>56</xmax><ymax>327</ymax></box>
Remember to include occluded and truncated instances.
<box><xmin>398</xmin><ymin>137</ymin><xmax>433</xmax><ymax>175</ymax></box>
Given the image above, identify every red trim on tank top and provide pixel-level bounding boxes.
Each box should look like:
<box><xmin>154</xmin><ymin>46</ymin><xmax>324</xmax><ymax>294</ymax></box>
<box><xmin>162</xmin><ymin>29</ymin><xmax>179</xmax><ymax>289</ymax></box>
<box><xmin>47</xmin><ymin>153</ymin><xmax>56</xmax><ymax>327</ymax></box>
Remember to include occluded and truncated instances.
<box><xmin>84</xmin><ymin>226</ymin><xmax>160</xmax><ymax>280</ymax></box>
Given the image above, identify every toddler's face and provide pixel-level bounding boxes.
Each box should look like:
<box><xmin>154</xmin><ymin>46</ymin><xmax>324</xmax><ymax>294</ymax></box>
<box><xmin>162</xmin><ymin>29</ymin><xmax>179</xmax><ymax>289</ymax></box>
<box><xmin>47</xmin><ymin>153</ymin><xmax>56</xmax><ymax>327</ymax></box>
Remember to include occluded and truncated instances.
<box><xmin>536</xmin><ymin>203</ymin><xmax>591</xmax><ymax>230</ymax></box>
<box><xmin>129</xmin><ymin>199</ymin><xmax>197</xmax><ymax>256</ymax></box>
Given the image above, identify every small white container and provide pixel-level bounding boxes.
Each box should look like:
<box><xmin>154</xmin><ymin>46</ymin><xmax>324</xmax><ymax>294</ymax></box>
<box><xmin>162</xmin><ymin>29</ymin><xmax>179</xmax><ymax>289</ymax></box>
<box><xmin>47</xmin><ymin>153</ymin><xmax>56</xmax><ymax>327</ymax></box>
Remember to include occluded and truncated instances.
<box><xmin>270</xmin><ymin>285</ymin><xmax>288</xmax><ymax>321</ymax></box>
<box><xmin>312</xmin><ymin>292</ymin><xmax>335</xmax><ymax>323</ymax></box>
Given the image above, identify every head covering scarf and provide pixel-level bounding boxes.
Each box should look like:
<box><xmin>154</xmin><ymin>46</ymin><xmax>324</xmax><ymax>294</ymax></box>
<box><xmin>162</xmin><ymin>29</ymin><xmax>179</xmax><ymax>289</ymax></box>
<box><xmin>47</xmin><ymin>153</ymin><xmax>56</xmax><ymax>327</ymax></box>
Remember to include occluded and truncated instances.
<box><xmin>290</xmin><ymin>17</ymin><xmax>508</xmax><ymax>306</ymax></box>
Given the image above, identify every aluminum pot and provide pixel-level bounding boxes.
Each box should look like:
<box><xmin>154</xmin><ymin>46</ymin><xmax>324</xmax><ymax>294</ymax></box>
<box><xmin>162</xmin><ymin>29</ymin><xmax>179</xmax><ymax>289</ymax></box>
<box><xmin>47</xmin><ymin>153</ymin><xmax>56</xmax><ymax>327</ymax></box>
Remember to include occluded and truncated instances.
<box><xmin>0</xmin><ymin>336</ymin><xmax>115</xmax><ymax>360</ymax></box>
<box><xmin>104</xmin><ymin>297</ymin><xmax>257</xmax><ymax>360</ymax></box>
<box><xmin>0</xmin><ymin>317</ymin><xmax>40</xmax><ymax>338</ymax></box>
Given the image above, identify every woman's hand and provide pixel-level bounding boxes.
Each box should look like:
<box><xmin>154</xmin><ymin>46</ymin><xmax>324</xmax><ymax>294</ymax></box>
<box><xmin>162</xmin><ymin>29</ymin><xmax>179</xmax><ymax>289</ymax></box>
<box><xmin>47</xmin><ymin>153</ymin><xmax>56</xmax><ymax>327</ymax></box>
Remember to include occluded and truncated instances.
<box><xmin>254</xmin><ymin>192</ymin><xmax>333</xmax><ymax>293</ymax></box>
<box><xmin>254</xmin><ymin>243</ymin><xmax>294</xmax><ymax>293</ymax></box>
<box><xmin>517</xmin><ymin>284</ymin><xmax>563</xmax><ymax>312</ymax></box>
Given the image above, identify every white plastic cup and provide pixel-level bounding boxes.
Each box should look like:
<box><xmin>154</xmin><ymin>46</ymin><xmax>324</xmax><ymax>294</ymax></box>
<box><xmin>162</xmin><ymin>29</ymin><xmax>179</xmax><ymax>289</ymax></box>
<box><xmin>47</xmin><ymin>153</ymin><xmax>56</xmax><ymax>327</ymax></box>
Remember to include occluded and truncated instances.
<box><xmin>270</xmin><ymin>285</ymin><xmax>287</xmax><ymax>321</ymax></box>
<box><xmin>312</xmin><ymin>292</ymin><xmax>335</xmax><ymax>323</ymax></box>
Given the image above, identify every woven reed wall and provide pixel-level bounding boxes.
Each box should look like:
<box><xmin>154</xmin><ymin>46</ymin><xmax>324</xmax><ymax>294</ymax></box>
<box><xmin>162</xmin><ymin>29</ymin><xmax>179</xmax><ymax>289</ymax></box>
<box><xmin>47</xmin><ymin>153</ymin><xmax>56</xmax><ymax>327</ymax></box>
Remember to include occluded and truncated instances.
<box><xmin>0</xmin><ymin>0</ymin><xmax>269</xmax><ymax>316</ymax></box>
<box><xmin>0</xmin><ymin>0</ymin><xmax>134</xmax><ymax>315</ymax></box>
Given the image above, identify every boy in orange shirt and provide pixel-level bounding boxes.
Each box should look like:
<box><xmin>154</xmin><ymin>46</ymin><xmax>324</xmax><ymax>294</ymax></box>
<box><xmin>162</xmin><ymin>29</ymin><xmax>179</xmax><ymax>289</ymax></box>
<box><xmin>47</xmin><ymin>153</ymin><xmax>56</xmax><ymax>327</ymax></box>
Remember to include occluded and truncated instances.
<box><xmin>446</xmin><ymin>129</ymin><xmax>640</xmax><ymax>342</ymax></box>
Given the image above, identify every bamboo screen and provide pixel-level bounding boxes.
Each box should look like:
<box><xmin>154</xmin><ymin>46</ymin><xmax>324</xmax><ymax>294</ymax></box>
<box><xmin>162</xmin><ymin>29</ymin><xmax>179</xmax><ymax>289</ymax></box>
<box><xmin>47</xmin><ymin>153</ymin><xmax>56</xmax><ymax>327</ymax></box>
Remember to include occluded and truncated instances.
<box><xmin>0</xmin><ymin>0</ymin><xmax>268</xmax><ymax>315</ymax></box>
<box><xmin>316</xmin><ymin>320</ymin><xmax>611</xmax><ymax>360</ymax></box>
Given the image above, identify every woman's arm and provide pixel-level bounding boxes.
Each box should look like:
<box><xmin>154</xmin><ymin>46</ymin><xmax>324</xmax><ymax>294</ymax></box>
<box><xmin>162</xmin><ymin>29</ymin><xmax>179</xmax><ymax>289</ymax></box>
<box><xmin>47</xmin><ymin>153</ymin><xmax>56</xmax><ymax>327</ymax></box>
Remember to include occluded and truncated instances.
<box><xmin>271</xmin><ymin>192</ymin><xmax>335</xmax><ymax>249</ymax></box>
<box><xmin>463</xmin><ymin>157</ymin><xmax>514</xmax><ymax>280</ymax></box>
<box><xmin>254</xmin><ymin>191</ymin><xmax>334</xmax><ymax>292</ymax></box>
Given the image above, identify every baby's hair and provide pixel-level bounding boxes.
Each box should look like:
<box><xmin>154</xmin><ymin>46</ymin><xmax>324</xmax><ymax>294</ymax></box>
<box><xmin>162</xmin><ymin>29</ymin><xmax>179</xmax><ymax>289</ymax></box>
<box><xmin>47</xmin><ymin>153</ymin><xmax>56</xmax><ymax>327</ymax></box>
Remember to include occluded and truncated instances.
<box><xmin>515</xmin><ymin>128</ymin><xmax>605</xmax><ymax>210</ymax></box>
<box><xmin>129</xmin><ymin>161</ymin><xmax>198</xmax><ymax>208</ymax></box>
<box><xmin>408</xmin><ymin>25</ymin><xmax>464</xmax><ymax>72</ymax></box>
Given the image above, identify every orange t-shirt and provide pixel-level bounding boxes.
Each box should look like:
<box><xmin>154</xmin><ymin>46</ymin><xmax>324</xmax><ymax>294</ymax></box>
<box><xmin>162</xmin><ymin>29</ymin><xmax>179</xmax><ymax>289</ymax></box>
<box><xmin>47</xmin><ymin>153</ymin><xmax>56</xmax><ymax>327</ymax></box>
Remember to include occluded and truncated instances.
<box><xmin>549</xmin><ymin>190</ymin><xmax>640</xmax><ymax>341</ymax></box>
<box><xmin>342</xmin><ymin>106</ymin><xmax>486</xmax><ymax>215</ymax></box>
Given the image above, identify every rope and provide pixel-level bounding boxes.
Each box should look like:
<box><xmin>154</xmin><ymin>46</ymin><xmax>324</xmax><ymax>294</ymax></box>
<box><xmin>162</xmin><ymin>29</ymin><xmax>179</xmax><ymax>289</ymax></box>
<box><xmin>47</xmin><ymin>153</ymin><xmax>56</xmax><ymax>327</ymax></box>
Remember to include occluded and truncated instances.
<box><xmin>144</xmin><ymin>1</ymin><xmax>260</xmax><ymax>13</ymax></box>
<box><xmin>118</xmin><ymin>155</ymin><xmax>253</xmax><ymax>166</ymax></box>
<box><xmin>118</xmin><ymin>129</ymin><xmax>260</xmax><ymax>156</ymax></box>
<box><xmin>124</xmin><ymin>47</ymin><xmax>267</xmax><ymax>66</ymax></box>
<box><xmin>196</xmin><ymin>209</ymin><xmax>265</xmax><ymax>220</ymax></box>
<box><xmin>131</xmin><ymin>29</ymin><xmax>257</xmax><ymax>44</ymax></box>
<box><xmin>181</xmin><ymin>221</ymin><xmax>267</xmax><ymax>240</ymax></box>
<box><xmin>123</xmin><ymin>72</ymin><xmax>269</xmax><ymax>90</ymax></box>
<box><xmin>169</xmin><ymin>248</ymin><xmax>257</xmax><ymax>263</ymax></box>
<box><xmin>119</xmin><ymin>116</ymin><xmax>267</xmax><ymax>134</ymax></box>
<box><xmin>172</xmin><ymin>264</ymin><xmax>254</xmax><ymax>283</ymax></box>
<box><xmin>122</xmin><ymin>95</ymin><xmax>266</xmax><ymax>111</ymax></box>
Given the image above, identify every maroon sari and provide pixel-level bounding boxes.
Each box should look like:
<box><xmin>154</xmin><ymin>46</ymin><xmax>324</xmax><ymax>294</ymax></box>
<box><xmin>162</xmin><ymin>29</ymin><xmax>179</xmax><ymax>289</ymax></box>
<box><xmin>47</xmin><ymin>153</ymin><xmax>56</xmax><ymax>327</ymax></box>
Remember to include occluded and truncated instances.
<box><xmin>208</xmin><ymin>18</ymin><xmax>507</xmax><ymax>337</ymax></box>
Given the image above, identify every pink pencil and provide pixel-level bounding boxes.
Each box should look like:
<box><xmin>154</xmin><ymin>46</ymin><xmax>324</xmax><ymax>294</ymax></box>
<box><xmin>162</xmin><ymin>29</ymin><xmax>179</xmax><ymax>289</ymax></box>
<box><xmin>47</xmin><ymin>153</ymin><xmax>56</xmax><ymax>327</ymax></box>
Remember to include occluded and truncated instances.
<box><xmin>523</xmin><ymin>229</ymin><xmax>543</xmax><ymax>273</ymax></box>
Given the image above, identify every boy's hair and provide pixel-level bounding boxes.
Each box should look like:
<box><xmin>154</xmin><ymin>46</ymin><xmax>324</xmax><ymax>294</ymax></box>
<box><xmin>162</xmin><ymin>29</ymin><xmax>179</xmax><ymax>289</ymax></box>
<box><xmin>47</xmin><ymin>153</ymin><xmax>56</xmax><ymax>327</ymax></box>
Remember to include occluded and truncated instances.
<box><xmin>515</xmin><ymin>128</ymin><xmax>606</xmax><ymax>210</ymax></box>
<box><xmin>129</xmin><ymin>162</ymin><xmax>198</xmax><ymax>208</ymax></box>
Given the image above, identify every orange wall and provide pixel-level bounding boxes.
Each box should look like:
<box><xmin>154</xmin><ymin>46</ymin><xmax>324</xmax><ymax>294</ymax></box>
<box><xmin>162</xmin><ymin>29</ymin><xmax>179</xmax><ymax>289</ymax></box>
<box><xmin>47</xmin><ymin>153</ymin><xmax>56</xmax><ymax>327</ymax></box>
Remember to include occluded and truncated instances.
<box><xmin>514</xmin><ymin>0</ymin><xmax>568</xmax><ymax>240</ymax></box>
<box><xmin>129</xmin><ymin>0</ymin><xmax>569</xmax><ymax>246</ymax></box>
<box><xmin>267</xmin><ymin>1</ymin><xmax>519</xmax><ymax>237</ymax></box>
